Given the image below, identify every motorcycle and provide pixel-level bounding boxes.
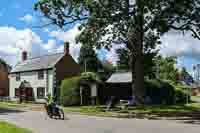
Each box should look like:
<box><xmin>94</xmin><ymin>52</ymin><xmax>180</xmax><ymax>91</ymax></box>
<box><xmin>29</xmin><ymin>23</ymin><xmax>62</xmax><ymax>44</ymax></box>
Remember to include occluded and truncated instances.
<box><xmin>44</xmin><ymin>103</ymin><xmax>65</xmax><ymax>120</ymax></box>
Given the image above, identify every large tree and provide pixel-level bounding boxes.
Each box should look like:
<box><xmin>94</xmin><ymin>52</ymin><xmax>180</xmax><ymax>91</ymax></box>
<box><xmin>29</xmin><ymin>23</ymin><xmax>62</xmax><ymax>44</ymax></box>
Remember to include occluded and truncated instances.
<box><xmin>34</xmin><ymin>0</ymin><xmax>200</xmax><ymax>104</ymax></box>
<box><xmin>116</xmin><ymin>48</ymin><xmax>130</xmax><ymax>71</ymax></box>
<box><xmin>116</xmin><ymin>47</ymin><xmax>158</xmax><ymax>79</ymax></box>
<box><xmin>78</xmin><ymin>45</ymin><xmax>101</xmax><ymax>72</ymax></box>
<box><xmin>155</xmin><ymin>56</ymin><xmax>178</xmax><ymax>81</ymax></box>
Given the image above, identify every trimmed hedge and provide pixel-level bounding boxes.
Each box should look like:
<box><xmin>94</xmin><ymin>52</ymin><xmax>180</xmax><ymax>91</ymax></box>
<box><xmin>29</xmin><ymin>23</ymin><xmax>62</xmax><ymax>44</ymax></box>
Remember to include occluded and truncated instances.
<box><xmin>145</xmin><ymin>79</ymin><xmax>176</xmax><ymax>105</ymax></box>
<box><xmin>175</xmin><ymin>85</ymin><xmax>191</xmax><ymax>104</ymax></box>
<box><xmin>166</xmin><ymin>80</ymin><xmax>191</xmax><ymax>104</ymax></box>
<box><xmin>81</xmin><ymin>72</ymin><xmax>97</xmax><ymax>81</ymax></box>
<box><xmin>60</xmin><ymin>77</ymin><xmax>81</xmax><ymax>106</ymax></box>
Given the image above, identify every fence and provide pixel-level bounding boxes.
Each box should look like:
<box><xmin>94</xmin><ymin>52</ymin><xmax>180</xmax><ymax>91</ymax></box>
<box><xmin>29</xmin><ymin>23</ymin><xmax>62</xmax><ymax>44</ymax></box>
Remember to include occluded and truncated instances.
<box><xmin>0</xmin><ymin>96</ymin><xmax>11</xmax><ymax>102</ymax></box>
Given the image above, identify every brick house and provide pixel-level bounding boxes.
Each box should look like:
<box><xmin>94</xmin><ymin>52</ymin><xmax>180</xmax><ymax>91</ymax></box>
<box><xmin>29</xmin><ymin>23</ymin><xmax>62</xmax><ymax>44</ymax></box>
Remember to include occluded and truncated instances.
<box><xmin>0</xmin><ymin>61</ymin><xmax>9</xmax><ymax>96</ymax></box>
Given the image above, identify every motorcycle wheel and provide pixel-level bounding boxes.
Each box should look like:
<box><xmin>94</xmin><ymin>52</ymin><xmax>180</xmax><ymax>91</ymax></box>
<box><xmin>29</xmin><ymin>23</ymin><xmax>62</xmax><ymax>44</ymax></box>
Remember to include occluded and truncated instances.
<box><xmin>59</xmin><ymin>109</ymin><xmax>65</xmax><ymax>120</ymax></box>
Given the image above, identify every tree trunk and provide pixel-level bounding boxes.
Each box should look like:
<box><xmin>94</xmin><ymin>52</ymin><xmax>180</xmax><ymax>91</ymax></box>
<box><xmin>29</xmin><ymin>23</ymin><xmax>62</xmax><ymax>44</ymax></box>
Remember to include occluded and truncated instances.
<box><xmin>132</xmin><ymin>51</ymin><xmax>144</xmax><ymax>104</ymax></box>
<box><xmin>132</xmin><ymin>0</ymin><xmax>145</xmax><ymax>104</ymax></box>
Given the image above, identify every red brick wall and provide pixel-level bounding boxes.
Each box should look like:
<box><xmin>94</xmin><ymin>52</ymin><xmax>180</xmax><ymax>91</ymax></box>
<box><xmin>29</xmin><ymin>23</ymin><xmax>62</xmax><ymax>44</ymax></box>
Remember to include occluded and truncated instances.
<box><xmin>0</xmin><ymin>70</ymin><xmax>9</xmax><ymax>96</ymax></box>
<box><xmin>55</xmin><ymin>54</ymin><xmax>80</xmax><ymax>80</ymax></box>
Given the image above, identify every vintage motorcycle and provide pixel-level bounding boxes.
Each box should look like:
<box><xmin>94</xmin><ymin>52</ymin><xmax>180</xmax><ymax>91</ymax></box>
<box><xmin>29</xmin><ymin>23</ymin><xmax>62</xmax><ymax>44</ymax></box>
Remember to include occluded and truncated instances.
<box><xmin>44</xmin><ymin>103</ymin><xmax>65</xmax><ymax>120</ymax></box>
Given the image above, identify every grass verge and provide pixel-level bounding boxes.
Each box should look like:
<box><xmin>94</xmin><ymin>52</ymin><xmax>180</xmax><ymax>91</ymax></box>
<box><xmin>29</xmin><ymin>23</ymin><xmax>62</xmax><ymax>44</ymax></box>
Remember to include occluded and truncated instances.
<box><xmin>0</xmin><ymin>121</ymin><xmax>32</xmax><ymax>133</ymax></box>
<box><xmin>1</xmin><ymin>101</ymin><xmax>200</xmax><ymax>118</ymax></box>
<box><xmin>63</xmin><ymin>103</ymin><xmax>200</xmax><ymax>118</ymax></box>
<box><xmin>0</xmin><ymin>102</ymin><xmax>28</xmax><ymax>108</ymax></box>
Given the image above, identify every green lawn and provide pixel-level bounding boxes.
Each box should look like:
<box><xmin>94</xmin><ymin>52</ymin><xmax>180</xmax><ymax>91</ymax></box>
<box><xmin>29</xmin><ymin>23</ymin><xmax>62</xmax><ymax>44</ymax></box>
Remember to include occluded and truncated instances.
<box><xmin>1</xmin><ymin>101</ymin><xmax>200</xmax><ymax>118</ymax></box>
<box><xmin>0</xmin><ymin>121</ymin><xmax>32</xmax><ymax>133</ymax></box>
<box><xmin>0</xmin><ymin>102</ymin><xmax>27</xmax><ymax>108</ymax></box>
<box><xmin>127</xmin><ymin>103</ymin><xmax>200</xmax><ymax>113</ymax></box>
<box><xmin>63</xmin><ymin>103</ymin><xmax>200</xmax><ymax>117</ymax></box>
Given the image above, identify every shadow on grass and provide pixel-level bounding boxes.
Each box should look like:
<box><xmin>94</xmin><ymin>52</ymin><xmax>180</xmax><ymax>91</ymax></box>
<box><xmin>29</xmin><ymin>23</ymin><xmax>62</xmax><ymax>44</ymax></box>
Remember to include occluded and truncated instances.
<box><xmin>62</xmin><ymin>104</ymin><xmax>200</xmax><ymax>124</ymax></box>
<box><xmin>144</xmin><ymin>110</ymin><xmax>200</xmax><ymax>125</ymax></box>
<box><xmin>0</xmin><ymin>107</ymin><xmax>26</xmax><ymax>115</ymax></box>
<box><xmin>122</xmin><ymin>105</ymin><xmax>200</xmax><ymax>124</ymax></box>
<box><xmin>95</xmin><ymin>104</ymin><xmax>200</xmax><ymax>124</ymax></box>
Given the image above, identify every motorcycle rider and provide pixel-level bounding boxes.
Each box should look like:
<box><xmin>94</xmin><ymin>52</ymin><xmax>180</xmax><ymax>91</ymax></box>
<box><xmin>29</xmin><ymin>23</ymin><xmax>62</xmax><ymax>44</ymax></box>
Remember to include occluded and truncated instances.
<box><xmin>45</xmin><ymin>94</ymin><xmax>58</xmax><ymax>114</ymax></box>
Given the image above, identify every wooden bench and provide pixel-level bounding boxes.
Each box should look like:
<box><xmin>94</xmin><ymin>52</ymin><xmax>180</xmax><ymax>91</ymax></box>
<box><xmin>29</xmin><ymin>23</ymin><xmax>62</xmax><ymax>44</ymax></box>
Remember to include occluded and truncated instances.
<box><xmin>119</xmin><ymin>100</ymin><xmax>129</xmax><ymax>109</ymax></box>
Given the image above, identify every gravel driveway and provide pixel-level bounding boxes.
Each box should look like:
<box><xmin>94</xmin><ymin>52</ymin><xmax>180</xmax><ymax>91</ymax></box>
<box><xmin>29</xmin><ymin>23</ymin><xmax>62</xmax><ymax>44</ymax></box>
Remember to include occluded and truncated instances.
<box><xmin>0</xmin><ymin>109</ymin><xmax>200</xmax><ymax>133</ymax></box>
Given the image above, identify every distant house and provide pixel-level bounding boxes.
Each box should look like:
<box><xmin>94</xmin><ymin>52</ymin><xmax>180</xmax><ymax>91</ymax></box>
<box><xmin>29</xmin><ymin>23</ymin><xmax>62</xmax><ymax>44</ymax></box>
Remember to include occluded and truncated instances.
<box><xmin>9</xmin><ymin>42</ymin><xmax>80</xmax><ymax>103</ymax></box>
<box><xmin>0</xmin><ymin>61</ymin><xmax>9</xmax><ymax>96</ymax></box>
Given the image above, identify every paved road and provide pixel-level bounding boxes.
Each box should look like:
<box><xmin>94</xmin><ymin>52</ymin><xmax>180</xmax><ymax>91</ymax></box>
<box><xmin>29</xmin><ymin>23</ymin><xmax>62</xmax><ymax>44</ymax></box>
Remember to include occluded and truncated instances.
<box><xmin>0</xmin><ymin>110</ymin><xmax>200</xmax><ymax>133</ymax></box>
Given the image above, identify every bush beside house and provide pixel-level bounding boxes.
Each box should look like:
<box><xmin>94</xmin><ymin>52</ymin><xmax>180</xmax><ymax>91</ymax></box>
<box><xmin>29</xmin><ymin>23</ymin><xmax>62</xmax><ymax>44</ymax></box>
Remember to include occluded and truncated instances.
<box><xmin>60</xmin><ymin>77</ymin><xmax>81</xmax><ymax>106</ymax></box>
<box><xmin>145</xmin><ymin>79</ymin><xmax>191</xmax><ymax>105</ymax></box>
<box><xmin>60</xmin><ymin>74</ymin><xmax>191</xmax><ymax>106</ymax></box>
<box><xmin>173</xmin><ymin>84</ymin><xmax>191</xmax><ymax>104</ymax></box>
<box><xmin>81</xmin><ymin>72</ymin><xmax>97</xmax><ymax>81</ymax></box>
<box><xmin>60</xmin><ymin>72</ymin><xmax>99</xmax><ymax>106</ymax></box>
<box><xmin>166</xmin><ymin>80</ymin><xmax>191</xmax><ymax>104</ymax></box>
<box><xmin>145</xmin><ymin>79</ymin><xmax>176</xmax><ymax>105</ymax></box>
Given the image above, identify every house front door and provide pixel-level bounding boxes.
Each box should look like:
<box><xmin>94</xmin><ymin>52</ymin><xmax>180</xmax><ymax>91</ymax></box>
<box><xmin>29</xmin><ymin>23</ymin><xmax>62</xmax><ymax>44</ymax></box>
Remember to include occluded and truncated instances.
<box><xmin>26</xmin><ymin>88</ymin><xmax>33</xmax><ymax>101</ymax></box>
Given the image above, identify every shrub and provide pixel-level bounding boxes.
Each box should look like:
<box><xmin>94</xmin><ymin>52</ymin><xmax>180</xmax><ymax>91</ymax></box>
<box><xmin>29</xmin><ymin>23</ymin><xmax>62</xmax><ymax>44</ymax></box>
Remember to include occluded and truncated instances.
<box><xmin>175</xmin><ymin>86</ymin><xmax>191</xmax><ymax>104</ymax></box>
<box><xmin>81</xmin><ymin>72</ymin><xmax>97</xmax><ymax>81</ymax></box>
<box><xmin>164</xmin><ymin>80</ymin><xmax>191</xmax><ymax>104</ymax></box>
<box><xmin>144</xmin><ymin>79</ymin><xmax>176</xmax><ymax>105</ymax></box>
<box><xmin>60</xmin><ymin>77</ymin><xmax>81</xmax><ymax>106</ymax></box>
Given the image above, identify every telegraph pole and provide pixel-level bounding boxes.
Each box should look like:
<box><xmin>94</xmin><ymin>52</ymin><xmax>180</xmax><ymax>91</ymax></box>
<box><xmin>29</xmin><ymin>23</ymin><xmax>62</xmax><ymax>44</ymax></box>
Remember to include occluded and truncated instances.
<box><xmin>197</xmin><ymin>64</ymin><xmax>200</xmax><ymax>80</ymax></box>
<box><xmin>84</xmin><ymin>59</ymin><xmax>87</xmax><ymax>72</ymax></box>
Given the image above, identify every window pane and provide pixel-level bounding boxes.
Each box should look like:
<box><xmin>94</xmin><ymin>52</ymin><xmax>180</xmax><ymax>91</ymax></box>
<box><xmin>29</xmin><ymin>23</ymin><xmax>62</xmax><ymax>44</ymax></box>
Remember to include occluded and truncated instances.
<box><xmin>38</xmin><ymin>71</ymin><xmax>44</xmax><ymax>79</ymax></box>
<box><xmin>16</xmin><ymin>73</ymin><xmax>20</xmax><ymax>81</ymax></box>
<box><xmin>37</xmin><ymin>87</ymin><xmax>45</xmax><ymax>99</ymax></box>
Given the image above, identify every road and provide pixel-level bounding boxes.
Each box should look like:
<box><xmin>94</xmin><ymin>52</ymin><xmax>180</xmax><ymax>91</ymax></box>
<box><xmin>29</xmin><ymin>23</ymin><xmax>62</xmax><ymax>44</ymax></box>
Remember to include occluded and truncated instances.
<box><xmin>1</xmin><ymin>109</ymin><xmax>200</xmax><ymax>133</ymax></box>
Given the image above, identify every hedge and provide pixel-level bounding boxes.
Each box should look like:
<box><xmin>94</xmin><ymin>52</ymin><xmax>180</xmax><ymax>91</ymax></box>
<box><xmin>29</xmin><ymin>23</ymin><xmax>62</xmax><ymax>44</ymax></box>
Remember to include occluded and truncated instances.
<box><xmin>81</xmin><ymin>72</ymin><xmax>99</xmax><ymax>81</ymax></box>
<box><xmin>175</xmin><ymin>85</ymin><xmax>191</xmax><ymax>104</ymax></box>
<box><xmin>145</xmin><ymin>79</ymin><xmax>176</xmax><ymax>105</ymax></box>
<box><xmin>60</xmin><ymin>77</ymin><xmax>81</xmax><ymax>106</ymax></box>
<box><xmin>165</xmin><ymin>80</ymin><xmax>191</xmax><ymax>104</ymax></box>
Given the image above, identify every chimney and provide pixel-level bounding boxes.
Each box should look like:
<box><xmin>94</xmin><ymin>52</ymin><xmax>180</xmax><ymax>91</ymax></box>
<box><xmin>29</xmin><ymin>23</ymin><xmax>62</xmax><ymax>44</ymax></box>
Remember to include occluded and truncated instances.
<box><xmin>64</xmin><ymin>41</ymin><xmax>69</xmax><ymax>54</ymax></box>
<box><xmin>22</xmin><ymin>51</ymin><xmax>28</xmax><ymax>61</ymax></box>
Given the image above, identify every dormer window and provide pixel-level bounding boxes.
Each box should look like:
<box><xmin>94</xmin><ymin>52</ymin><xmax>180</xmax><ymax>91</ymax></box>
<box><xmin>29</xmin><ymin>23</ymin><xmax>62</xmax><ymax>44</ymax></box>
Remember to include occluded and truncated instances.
<box><xmin>38</xmin><ymin>70</ymin><xmax>44</xmax><ymax>80</ymax></box>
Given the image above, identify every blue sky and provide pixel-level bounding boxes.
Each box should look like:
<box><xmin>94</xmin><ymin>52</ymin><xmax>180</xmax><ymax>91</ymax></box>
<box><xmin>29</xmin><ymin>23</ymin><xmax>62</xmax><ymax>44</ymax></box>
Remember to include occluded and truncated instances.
<box><xmin>0</xmin><ymin>0</ymin><xmax>84</xmax><ymax>65</ymax></box>
<box><xmin>0</xmin><ymin>0</ymin><xmax>199</xmax><ymax>74</ymax></box>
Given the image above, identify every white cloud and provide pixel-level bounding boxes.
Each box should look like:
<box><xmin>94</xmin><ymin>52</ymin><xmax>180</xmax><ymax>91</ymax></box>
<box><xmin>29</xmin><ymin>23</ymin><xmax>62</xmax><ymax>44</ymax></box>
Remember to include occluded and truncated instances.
<box><xmin>104</xmin><ymin>45</ymin><xmax>125</xmax><ymax>65</ymax></box>
<box><xmin>41</xmin><ymin>39</ymin><xmax>64</xmax><ymax>54</ymax></box>
<box><xmin>0</xmin><ymin>25</ymin><xmax>85</xmax><ymax>66</ymax></box>
<box><xmin>5</xmin><ymin>23</ymin><xmax>198</xmax><ymax>67</ymax></box>
<box><xmin>48</xmin><ymin>24</ymin><xmax>82</xmax><ymax>61</ymax></box>
<box><xmin>20</xmin><ymin>14</ymin><xmax>34</xmax><ymax>24</ymax></box>
<box><xmin>0</xmin><ymin>27</ymin><xmax>63</xmax><ymax>66</ymax></box>
<box><xmin>49</xmin><ymin>24</ymin><xmax>82</xmax><ymax>43</ymax></box>
<box><xmin>43</xmin><ymin>28</ymin><xmax>49</xmax><ymax>33</ymax></box>
<box><xmin>160</xmin><ymin>31</ymin><xmax>200</xmax><ymax>60</ymax></box>
<box><xmin>42</xmin><ymin>40</ymin><xmax>57</xmax><ymax>51</ymax></box>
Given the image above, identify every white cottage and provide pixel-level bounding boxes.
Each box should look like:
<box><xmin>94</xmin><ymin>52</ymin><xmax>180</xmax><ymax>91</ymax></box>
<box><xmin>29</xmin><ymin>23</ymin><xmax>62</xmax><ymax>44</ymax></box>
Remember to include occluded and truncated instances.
<box><xmin>9</xmin><ymin>42</ymin><xmax>80</xmax><ymax>103</ymax></box>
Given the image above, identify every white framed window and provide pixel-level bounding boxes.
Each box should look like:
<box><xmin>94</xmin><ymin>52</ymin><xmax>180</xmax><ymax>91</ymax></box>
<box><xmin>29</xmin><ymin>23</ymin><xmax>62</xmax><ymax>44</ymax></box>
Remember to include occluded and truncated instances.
<box><xmin>38</xmin><ymin>70</ymin><xmax>44</xmax><ymax>80</ymax></box>
<box><xmin>37</xmin><ymin>87</ymin><xmax>45</xmax><ymax>99</ymax></box>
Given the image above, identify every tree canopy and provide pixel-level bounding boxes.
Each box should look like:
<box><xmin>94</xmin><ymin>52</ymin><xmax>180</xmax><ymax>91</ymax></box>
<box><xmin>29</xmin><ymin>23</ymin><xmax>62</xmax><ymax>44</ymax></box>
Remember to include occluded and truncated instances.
<box><xmin>34</xmin><ymin>0</ymin><xmax>200</xmax><ymax>104</ymax></box>
<box><xmin>78</xmin><ymin>45</ymin><xmax>101</xmax><ymax>72</ymax></box>
<box><xmin>155</xmin><ymin>56</ymin><xmax>178</xmax><ymax>81</ymax></box>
